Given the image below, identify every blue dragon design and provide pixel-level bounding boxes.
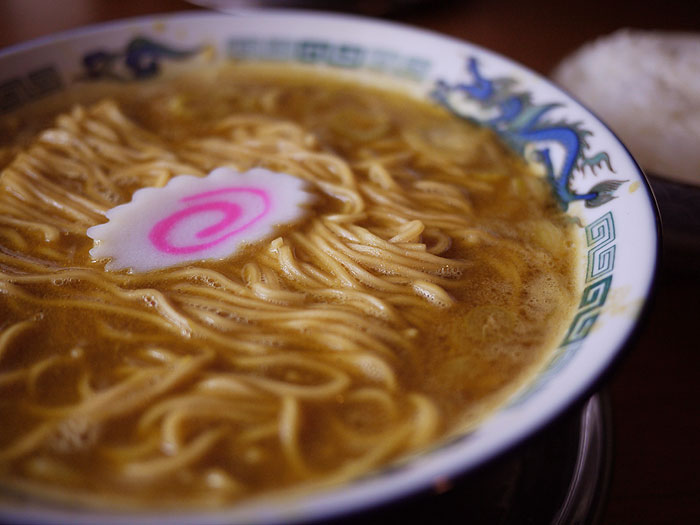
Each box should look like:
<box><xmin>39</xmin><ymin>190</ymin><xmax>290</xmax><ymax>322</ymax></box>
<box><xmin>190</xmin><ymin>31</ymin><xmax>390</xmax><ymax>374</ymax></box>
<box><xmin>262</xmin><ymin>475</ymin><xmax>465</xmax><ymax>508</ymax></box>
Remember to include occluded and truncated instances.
<box><xmin>432</xmin><ymin>57</ymin><xmax>625</xmax><ymax>209</ymax></box>
<box><xmin>81</xmin><ymin>37</ymin><xmax>200</xmax><ymax>81</ymax></box>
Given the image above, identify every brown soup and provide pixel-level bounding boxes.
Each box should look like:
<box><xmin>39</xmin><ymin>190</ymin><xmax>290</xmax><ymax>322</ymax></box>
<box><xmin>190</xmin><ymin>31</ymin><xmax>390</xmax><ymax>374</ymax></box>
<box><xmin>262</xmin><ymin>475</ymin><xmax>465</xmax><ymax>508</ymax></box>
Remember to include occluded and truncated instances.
<box><xmin>0</xmin><ymin>64</ymin><xmax>579</xmax><ymax>508</ymax></box>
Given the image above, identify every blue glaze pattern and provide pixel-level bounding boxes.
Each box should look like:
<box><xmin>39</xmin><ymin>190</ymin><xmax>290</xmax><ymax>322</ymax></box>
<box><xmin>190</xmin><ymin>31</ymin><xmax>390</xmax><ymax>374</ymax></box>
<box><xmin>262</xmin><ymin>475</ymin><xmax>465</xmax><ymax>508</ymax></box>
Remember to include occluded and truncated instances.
<box><xmin>432</xmin><ymin>57</ymin><xmax>626</xmax><ymax>209</ymax></box>
<box><xmin>82</xmin><ymin>37</ymin><xmax>200</xmax><ymax>81</ymax></box>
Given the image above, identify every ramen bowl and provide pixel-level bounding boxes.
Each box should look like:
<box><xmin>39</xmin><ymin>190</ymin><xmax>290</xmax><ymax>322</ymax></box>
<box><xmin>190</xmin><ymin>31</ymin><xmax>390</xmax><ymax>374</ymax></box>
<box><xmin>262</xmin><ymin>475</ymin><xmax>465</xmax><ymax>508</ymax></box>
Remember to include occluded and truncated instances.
<box><xmin>0</xmin><ymin>10</ymin><xmax>659</xmax><ymax>525</ymax></box>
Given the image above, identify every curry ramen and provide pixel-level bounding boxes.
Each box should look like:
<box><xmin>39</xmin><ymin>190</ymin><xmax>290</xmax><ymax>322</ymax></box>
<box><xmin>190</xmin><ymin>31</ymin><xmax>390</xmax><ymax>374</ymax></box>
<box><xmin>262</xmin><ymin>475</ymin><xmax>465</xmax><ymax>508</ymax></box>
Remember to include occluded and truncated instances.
<box><xmin>0</xmin><ymin>64</ymin><xmax>579</xmax><ymax>508</ymax></box>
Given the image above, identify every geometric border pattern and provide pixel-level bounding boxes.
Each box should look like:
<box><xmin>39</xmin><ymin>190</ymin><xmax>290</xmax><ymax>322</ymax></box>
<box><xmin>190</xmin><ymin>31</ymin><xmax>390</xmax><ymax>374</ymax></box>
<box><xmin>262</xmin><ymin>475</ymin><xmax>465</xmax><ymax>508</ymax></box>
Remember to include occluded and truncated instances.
<box><xmin>225</xmin><ymin>38</ymin><xmax>432</xmax><ymax>82</ymax></box>
<box><xmin>562</xmin><ymin>275</ymin><xmax>612</xmax><ymax>345</ymax></box>
<box><xmin>585</xmin><ymin>211</ymin><xmax>615</xmax><ymax>247</ymax></box>
<box><xmin>562</xmin><ymin>211</ymin><xmax>616</xmax><ymax>345</ymax></box>
<box><xmin>585</xmin><ymin>211</ymin><xmax>616</xmax><ymax>282</ymax></box>
<box><xmin>0</xmin><ymin>65</ymin><xmax>64</xmax><ymax>115</ymax></box>
<box><xmin>587</xmin><ymin>243</ymin><xmax>615</xmax><ymax>282</ymax></box>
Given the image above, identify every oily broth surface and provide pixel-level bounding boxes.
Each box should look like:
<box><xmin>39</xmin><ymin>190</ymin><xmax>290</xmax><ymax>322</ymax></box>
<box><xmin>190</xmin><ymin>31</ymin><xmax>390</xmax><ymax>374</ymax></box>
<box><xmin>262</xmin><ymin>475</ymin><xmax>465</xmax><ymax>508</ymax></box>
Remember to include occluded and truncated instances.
<box><xmin>0</xmin><ymin>64</ymin><xmax>579</xmax><ymax>507</ymax></box>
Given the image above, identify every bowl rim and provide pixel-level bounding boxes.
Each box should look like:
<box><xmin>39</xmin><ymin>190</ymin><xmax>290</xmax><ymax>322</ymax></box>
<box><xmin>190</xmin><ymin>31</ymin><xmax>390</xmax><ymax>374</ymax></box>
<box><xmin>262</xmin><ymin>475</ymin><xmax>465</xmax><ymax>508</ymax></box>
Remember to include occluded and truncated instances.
<box><xmin>0</xmin><ymin>8</ymin><xmax>661</xmax><ymax>525</ymax></box>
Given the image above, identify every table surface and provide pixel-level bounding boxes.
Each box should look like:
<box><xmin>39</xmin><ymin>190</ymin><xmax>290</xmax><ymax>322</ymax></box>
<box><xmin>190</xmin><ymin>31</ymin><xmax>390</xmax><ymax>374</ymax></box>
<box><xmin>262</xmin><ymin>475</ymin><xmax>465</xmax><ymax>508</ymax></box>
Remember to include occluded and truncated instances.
<box><xmin>1</xmin><ymin>1</ymin><xmax>699</xmax><ymax>524</ymax></box>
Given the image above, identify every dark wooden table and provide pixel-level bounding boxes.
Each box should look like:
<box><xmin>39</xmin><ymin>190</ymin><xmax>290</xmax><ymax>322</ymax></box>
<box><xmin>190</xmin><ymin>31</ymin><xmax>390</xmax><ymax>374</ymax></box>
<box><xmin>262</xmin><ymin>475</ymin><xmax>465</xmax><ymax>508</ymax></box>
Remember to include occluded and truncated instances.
<box><xmin>2</xmin><ymin>1</ymin><xmax>699</xmax><ymax>523</ymax></box>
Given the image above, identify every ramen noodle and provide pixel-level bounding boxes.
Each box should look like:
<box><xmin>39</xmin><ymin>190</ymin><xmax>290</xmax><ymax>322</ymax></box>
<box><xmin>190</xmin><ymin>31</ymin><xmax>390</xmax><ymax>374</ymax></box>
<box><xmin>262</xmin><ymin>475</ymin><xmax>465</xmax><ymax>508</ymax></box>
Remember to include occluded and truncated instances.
<box><xmin>0</xmin><ymin>64</ymin><xmax>579</xmax><ymax>508</ymax></box>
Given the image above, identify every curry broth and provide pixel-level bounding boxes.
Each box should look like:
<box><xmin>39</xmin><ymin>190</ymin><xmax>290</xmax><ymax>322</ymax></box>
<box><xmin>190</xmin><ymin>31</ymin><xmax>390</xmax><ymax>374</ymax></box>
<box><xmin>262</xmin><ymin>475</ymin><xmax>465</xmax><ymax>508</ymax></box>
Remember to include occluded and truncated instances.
<box><xmin>0</xmin><ymin>64</ymin><xmax>579</xmax><ymax>507</ymax></box>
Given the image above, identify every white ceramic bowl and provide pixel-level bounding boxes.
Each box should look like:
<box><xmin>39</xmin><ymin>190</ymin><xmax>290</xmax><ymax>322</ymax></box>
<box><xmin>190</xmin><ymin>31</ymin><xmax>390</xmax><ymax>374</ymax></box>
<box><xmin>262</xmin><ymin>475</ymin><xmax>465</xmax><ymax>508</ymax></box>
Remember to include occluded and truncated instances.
<box><xmin>0</xmin><ymin>10</ymin><xmax>659</xmax><ymax>525</ymax></box>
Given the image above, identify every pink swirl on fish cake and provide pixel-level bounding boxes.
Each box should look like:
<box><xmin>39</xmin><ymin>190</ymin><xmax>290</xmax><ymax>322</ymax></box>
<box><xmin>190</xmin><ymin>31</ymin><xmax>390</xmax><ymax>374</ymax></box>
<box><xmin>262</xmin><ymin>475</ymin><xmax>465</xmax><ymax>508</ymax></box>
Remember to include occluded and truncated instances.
<box><xmin>149</xmin><ymin>187</ymin><xmax>271</xmax><ymax>254</ymax></box>
<box><xmin>86</xmin><ymin>167</ymin><xmax>312</xmax><ymax>272</ymax></box>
